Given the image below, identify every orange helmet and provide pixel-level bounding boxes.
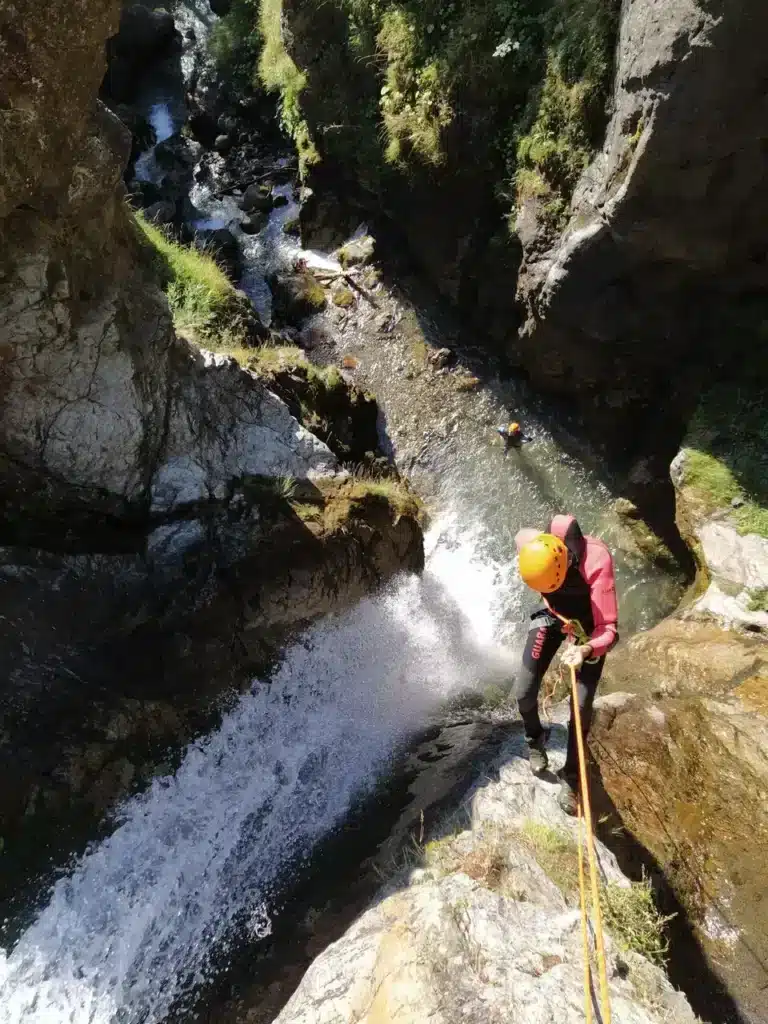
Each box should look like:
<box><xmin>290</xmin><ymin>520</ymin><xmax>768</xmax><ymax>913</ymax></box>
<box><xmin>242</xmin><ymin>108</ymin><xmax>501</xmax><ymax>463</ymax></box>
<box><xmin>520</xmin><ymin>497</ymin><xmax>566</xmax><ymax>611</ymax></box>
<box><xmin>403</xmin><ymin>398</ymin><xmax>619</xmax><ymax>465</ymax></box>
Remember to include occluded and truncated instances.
<box><xmin>509</xmin><ymin>422</ymin><xmax>521</xmax><ymax>435</ymax></box>
<box><xmin>518</xmin><ymin>533</ymin><xmax>568</xmax><ymax>593</ymax></box>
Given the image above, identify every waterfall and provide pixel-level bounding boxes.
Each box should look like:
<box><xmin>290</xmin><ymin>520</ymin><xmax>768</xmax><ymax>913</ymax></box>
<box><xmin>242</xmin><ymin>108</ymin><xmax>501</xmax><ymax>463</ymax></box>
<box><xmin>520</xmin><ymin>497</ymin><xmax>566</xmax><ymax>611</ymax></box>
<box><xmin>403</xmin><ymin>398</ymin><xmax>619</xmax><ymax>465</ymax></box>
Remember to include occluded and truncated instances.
<box><xmin>0</xmin><ymin>518</ymin><xmax>519</xmax><ymax>1024</ymax></box>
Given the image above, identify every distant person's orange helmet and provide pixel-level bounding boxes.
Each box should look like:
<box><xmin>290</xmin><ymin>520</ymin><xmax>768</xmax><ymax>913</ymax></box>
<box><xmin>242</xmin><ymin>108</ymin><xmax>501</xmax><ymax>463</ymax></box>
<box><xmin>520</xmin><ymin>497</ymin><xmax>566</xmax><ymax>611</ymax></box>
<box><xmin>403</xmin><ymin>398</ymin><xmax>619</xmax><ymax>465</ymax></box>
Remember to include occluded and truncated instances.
<box><xmin>518</xmin><ymin>533</ymin><xmax>568</xmax><ymax>593</ymax></box>
<box><xmin>508</xmin><ymin>422</ymin><xmax>521</xmax><ymax>436</ymax></box>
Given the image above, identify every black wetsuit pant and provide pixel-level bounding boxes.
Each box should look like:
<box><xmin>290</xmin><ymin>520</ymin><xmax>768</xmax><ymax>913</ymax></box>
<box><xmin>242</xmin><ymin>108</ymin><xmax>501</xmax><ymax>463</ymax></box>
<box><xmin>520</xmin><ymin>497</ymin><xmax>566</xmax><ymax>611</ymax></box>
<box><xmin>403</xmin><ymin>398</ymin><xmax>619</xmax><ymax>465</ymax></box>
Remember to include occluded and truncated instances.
<box><xmin>514</xmin><ymin>612</ymin><xmax>605</xmax><ymax>782</ymax></box>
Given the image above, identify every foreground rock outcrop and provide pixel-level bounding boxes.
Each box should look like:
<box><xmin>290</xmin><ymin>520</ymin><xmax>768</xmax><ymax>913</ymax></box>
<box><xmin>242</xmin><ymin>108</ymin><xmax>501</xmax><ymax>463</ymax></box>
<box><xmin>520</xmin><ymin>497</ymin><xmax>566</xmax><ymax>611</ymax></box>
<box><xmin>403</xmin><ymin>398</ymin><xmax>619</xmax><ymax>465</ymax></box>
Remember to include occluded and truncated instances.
<box><xmin>595</xmin><ymin>630</ymin><xmax>768</xmax><ymax>1022</ymax></box>
<box><xmin>275</xmin><ymin>721</ymin><xmax>695</xmax><ymax>1024</ymax></box>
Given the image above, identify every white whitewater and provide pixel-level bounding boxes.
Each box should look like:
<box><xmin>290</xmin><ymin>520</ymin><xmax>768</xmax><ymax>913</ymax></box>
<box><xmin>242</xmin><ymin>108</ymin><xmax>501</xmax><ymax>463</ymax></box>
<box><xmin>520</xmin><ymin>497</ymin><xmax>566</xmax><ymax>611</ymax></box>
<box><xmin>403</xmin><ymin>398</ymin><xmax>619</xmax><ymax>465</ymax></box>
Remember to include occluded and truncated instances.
<box><xmin>134</xmin><ymin>103</ymin><xmax>177</xmax><ymax>184</ymax></box>
<box><xmin>0</xmin><ymin>518</ymin><xmax>520</xmax><ymax>1024</ymax></box>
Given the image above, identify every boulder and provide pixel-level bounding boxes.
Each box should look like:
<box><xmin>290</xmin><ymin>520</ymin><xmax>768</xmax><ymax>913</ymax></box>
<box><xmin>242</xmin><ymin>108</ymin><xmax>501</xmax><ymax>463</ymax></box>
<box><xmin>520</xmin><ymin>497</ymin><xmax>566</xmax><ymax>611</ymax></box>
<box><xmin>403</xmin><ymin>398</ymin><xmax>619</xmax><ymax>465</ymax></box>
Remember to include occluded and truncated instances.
<box><xmin>602</xmin><ymin>616</ymin><xmax>768</xmax><ymax>701</ymax></box>
<box><xmin>299</xmin><ymin>183</ymin><xmax>359</xmax><ymax>251</ymax></box>
<box><xmin>214</xmin><ymin>133</ymin><xmax>234</xmax><ymax>154</ymax></box>
<box><xmin>240</xmin><ymin>182</ymin><xmax>274</xmax><ymax>213</ymax></box>
<box><xmin>240</xmin><ymin>212</ymin><xmax>268</xmax><ymax>235</ymax></box>
<box><xmin>671</xmin><ymin>447</ymin><xmax>768</xmax><ymax>631</ymax></box>
<box><xmin>209</xmin><ymin>0</ymin><xmax>232</xmax><ymax>15</ymax></box>
<box><xmin>428</xmin><ymin>346</ymin><xmax>455</xmax><ymax>370</ymax></box>
<box><xmin>337</xmin><ymin>233</ymin><xmax>375</xmax><ymax>268</ymax></box>
<box><xmin>268</xmin><ymin>270</ymin><xmax>328</xmax><ymax>327</ymax></box>
<box><xmin>154</xmin><ymin>134</ymin><xmax>197</xmax><ymax>171</ymax></box>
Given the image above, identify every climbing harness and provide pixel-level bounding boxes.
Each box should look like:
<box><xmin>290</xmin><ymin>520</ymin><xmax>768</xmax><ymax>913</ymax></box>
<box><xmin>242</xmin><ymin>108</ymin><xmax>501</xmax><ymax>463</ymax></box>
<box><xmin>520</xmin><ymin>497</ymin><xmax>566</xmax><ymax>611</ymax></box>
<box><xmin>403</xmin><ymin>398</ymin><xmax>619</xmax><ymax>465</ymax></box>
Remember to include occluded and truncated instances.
<box><xmin>542</xmin><ymin>597</ymin><xmax>600</xmax><ymax>663</ymax></box>
<box><xmin>570</xmin><ymin>660</ymin><xmax>611</xmax><ymax>1024</ymax></box>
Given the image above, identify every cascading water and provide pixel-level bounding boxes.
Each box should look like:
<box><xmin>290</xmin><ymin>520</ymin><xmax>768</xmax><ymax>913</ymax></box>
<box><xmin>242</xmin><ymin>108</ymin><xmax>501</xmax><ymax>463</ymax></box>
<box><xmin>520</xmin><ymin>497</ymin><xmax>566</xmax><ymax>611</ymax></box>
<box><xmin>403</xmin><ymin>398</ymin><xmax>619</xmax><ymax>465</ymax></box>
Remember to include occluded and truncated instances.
<box><xmin>0</xmin><ymin>521</ymin><xmax>519</xmax><ymax>1024</ymax></box>
<box><xmin>134</xmin><ymin>103</ymin><xmax>177</xmax><ymax>183</ymax></box>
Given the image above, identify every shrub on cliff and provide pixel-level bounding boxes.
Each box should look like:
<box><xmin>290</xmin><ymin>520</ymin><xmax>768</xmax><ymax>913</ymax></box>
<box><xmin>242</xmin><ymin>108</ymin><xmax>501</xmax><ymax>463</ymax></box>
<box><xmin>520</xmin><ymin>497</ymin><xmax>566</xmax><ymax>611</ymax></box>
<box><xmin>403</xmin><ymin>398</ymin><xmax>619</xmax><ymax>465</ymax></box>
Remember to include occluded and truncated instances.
<box><xmin>210</xmin><ymin>0</ymin><xmax>262</xmax><ymax>86</ymax></box>
<box><xmin>256</xmin><ymin>0</ymin><xmax>620</xmax><ymax>227</ymax></box>
<box><xmin>514</xmin><ymin>0</ymin><xmax>619</xmax><ymax>228</ymax></box>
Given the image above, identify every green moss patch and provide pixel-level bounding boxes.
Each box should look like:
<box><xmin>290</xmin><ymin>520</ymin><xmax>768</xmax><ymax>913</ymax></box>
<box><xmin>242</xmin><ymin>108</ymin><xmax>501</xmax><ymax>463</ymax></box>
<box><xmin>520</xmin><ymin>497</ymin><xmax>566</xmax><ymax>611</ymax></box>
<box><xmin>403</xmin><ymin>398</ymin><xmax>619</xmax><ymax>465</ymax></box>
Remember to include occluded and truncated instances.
<box><xmin>254</xmin><ymin>0</ymin><xmax>620</xmax><ymax>231</ymax></box>
<box><xmin>682</xmin><ymin>380</ymin><xmax>768</xmax><ymax>538</ymax></box>
<box><xmin>515</xmin><ymin>0</ymin><xmax>620</xmax><ymax>229</ymax></box>
<box><xmin>332</xmin><ymin>284</ymin><xmax>356</xmax><ymax>308</ymax></box>
<box><xmin>269</xmin><ymin>270</ymin><xmax>327</xmax><ymax>326</ymax></box>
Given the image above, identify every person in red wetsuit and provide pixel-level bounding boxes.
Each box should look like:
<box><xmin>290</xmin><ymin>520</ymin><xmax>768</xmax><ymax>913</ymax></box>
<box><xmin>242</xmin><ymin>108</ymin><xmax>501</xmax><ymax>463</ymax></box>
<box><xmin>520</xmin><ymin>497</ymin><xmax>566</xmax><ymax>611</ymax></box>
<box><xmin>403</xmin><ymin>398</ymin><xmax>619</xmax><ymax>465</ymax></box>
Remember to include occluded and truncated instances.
<box><xmin>513</xmin><ymin>514</ymin><xmax>619</xmax><ymax>814</ymax></box>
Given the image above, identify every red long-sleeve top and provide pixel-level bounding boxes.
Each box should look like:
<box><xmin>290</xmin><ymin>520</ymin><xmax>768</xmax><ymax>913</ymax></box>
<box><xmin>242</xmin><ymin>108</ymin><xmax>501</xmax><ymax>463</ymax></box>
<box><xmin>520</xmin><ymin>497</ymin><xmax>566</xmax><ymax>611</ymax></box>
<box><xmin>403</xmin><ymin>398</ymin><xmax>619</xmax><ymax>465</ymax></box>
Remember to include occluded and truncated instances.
<box><xmin>515</xmin><ymin>515</ymin><xmax>619</xmax><ymax>657</ymax></box>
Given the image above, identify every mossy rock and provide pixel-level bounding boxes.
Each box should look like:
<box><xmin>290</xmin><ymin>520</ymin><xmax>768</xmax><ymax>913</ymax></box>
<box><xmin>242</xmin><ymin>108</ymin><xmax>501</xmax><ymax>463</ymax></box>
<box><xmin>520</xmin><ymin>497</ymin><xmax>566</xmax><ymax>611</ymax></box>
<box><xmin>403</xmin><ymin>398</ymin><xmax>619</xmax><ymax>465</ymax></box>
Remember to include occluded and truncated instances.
<box><xmin>337</xmin><ymin>235</ymin><xmax>375</xmax><ymax>269</ymax></box>
<box><xmin>332</xmin><ymin>284</ymin><xmax>355</xmax><ymax>308</ymax></box>
<box><xmin>267</xmin><ymin>270</ymin><xmax>327</xmax><ymax>327</ymax></box>
<box><xmin>282</xmin><ymin>216</ymin><xmax>301</xmax><ymax>237</ymax></box>
<box><xmin>592</xmin><ymin>690</ymin><xmax>768</xmax><ymax>1008</ymax></box>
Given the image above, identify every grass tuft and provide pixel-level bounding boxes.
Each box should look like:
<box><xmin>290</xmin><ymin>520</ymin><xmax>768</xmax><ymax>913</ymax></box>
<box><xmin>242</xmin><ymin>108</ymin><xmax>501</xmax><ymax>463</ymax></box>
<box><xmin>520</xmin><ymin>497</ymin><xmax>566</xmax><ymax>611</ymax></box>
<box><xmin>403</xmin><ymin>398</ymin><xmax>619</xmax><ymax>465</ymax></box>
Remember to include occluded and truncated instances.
<box><xmin>521</xmin><ymin>822</ymin><xmax>671</xmax><ymax>965</ymax></box>
<box><xmin>601</xmin><ymin>878</ymin><xmax>671</xmax><ymax>966</ymax></box>
<box><xmin>134</xmin><ymin>213</ymin><xmax>257</xmax><ymax>348</ymax></box>
<box><xmin>258</xmin><ymin>0</ymin><xmax>319</xmax><ymax>174</ymax></box>
<box><xmin>347</xmin><ymin>468</ymin><xmax>424</xmax><ymax>522</ymax></box>
<box><xmin>521</xmin><ymin>821</ymin><xmax>580</xmax><ymax>894</ymax></box>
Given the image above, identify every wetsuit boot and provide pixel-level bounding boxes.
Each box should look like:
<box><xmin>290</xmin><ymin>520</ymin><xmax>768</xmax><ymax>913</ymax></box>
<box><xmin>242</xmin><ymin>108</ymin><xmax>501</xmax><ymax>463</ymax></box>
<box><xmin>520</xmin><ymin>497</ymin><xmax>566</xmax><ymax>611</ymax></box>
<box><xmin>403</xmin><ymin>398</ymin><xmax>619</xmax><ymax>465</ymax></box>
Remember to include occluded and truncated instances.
<box><xmin>526</xmin><ymin>727</ymin><xmax>551</xmax><ymax>775</ymax></box>
<box><xmin>556</xmin><ymin>769</ymin><xmax>578</xmax><ymax>816</ymax></box>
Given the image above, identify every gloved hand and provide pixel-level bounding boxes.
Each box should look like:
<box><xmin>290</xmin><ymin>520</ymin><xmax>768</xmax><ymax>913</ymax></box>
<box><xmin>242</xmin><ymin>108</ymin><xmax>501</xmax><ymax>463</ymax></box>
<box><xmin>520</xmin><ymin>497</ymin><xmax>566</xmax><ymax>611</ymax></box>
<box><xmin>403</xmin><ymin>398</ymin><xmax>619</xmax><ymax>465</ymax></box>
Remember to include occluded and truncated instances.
<box><xmin>561</xmin><ymin>644</ymin><xmax>593</xmax><ymax>669</ymax></box>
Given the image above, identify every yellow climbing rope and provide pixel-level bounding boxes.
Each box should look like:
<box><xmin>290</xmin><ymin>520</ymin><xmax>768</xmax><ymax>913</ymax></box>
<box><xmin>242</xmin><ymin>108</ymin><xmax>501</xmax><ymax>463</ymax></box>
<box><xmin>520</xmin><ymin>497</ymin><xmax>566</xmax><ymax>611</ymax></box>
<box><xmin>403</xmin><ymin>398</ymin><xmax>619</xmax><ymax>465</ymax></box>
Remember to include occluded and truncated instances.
<box><xmin>577</xmin><ymin>804</ymin><xmax>593</xmax><ymax>1024</ymax></box>
<box><xmin>570</xmin><ymin>661</ymin><xmax>611</xmax><ymax>1024</ymax></box>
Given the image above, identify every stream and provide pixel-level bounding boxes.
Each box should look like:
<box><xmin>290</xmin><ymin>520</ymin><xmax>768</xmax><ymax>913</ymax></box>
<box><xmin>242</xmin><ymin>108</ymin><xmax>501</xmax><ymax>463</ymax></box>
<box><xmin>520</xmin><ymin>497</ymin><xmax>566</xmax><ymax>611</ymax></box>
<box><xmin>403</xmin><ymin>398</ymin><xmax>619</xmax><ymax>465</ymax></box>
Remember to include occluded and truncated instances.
<box><xmin>0</xmin><ymin>6</ymin><xmax>685</xmax><ymax>1023</ymax></box>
